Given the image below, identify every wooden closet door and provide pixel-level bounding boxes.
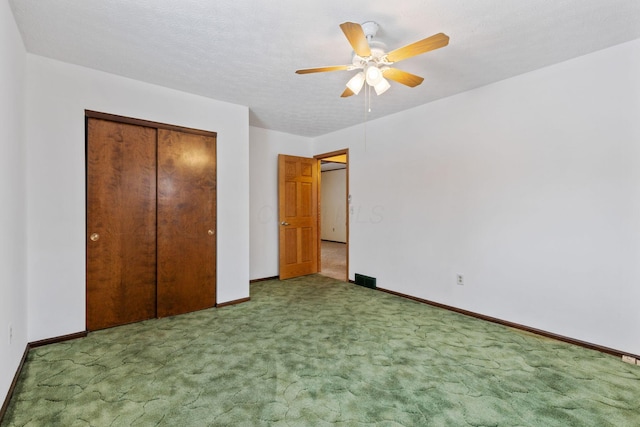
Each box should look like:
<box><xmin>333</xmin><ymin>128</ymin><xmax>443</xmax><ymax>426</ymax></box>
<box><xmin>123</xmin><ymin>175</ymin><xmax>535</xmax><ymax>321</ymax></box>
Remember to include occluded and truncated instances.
<box><xmin>157</xmin><ymin>129</ymin><xmax>216</xmax><ymax>317</ymax></box>
<box><xmin>86</xmin><ymin>118</ymin><xmax>157</xmax><ymax>330</ymax></box>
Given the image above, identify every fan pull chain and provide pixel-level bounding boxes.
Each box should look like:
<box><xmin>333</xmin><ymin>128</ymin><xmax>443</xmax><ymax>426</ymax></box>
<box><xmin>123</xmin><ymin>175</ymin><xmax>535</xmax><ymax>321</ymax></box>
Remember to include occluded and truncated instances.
<box><xmin>363</xmin><ymin>80</ymin><xmax>368</xmax><ymax>152</ymax></box>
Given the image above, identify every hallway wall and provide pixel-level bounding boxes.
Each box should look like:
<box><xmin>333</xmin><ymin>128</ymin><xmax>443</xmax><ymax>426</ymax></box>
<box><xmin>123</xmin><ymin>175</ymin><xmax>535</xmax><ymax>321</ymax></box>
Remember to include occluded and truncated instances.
<box><xmin>321</xmin><ymin>169</ymin><xmax>347</xmax><ymax>243</ymax></box>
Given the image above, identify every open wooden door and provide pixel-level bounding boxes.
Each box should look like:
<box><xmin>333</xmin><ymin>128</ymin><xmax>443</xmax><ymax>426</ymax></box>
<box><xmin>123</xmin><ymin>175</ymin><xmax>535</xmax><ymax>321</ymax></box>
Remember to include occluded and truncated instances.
<box><xmin>278</xmin><ymin>154</ymin><xmax>318</xmax><ymax>279</ymax></box>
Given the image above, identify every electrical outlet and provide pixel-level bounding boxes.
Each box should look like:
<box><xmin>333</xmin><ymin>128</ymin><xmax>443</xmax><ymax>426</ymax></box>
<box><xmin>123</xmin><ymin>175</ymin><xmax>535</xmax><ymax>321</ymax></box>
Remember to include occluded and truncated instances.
<box><xmin>622</xmin><ymin>355</ymin><xmax>637</xmax><ymax>365</ymax></box>
<box><xmin>456</xmin><ymin>274</ymin><xmax>464</xmax><ymax>286</ymax></box>
<box><xmin>8</xmin><ymin>323</ymin><xmax>12</xmax><ymax>345</ymax></box>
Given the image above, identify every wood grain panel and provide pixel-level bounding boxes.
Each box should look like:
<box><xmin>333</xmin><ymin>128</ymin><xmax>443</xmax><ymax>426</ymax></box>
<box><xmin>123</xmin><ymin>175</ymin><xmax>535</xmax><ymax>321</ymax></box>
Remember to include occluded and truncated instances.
<box><xmin>301</xmin><ymin>227</ymin><xmax>312</xmax><ymax>262</ymax></box>
<box><xmin>285</xmin><ymin>182</ymin><xmax>297</xmax><ymax>217</ymax></box>
<box><xmin>300</xmin><ymin>182</ymin><xmax>312</xmax><ymax>217</ymax></box>
<box><xmin>285</xmin><ymin>160</ymin><xmax>297</xmax><ymax>179</ymax></box>
<box><xmin>157</xmin><ymin>129</ymin><xmax>216</xmax><ymax>317</ymax></box>
<box><xmin>284</xmin><ymin>228</ymin><xmax>297</xmax><ymax>264</ymax></box>
<box><xmin>86</xmin><ymin>118</ymin><xmax>157</xmax><ymax>331</ymax></box>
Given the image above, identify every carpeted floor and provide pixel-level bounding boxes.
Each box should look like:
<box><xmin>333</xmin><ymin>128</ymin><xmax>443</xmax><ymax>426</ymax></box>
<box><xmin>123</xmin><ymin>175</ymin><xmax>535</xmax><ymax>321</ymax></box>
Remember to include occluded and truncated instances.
<box><xmin>320</xmin><ymin>240</ymin><xmax>347</xmax><ymax>281</ymax></box>
<box><xmin>2</xmin><ymin>275</ymin><xmax>640</xmax><ymax>426</ymax></box>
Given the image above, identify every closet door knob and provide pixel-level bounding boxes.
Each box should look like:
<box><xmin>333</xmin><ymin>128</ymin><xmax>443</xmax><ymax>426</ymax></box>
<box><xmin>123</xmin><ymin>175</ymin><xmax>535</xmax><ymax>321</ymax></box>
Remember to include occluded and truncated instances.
<box><xmin>90</xmin><ymin>233</ymin><xmax>100</xmax><ymax>242</ymax></box>
<box><xmin>280</xmin><ymin>221</ymin><xmax>290</xmax><ymax>226</ymax></box>
<box><xmin>207</xmin><ymin>229</ymin><xmax>215</xmax><ymax>236</ymax></box>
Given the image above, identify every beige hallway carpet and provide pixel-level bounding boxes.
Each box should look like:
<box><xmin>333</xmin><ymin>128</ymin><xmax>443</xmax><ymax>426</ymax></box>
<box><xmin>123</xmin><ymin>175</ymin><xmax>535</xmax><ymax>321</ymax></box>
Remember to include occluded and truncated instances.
<box><xmin>319</xmin><ymin>240</ymin><xmax>347</xmax><ymax>281</ymax></box>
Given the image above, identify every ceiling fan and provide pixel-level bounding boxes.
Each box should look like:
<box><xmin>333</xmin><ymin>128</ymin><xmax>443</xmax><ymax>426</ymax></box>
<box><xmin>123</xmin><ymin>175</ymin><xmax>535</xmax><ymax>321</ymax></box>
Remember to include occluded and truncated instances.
<box><xmin>296</xmin><ymin>21</ymin><xmax>449</xmax><ymax>97</ymax></box>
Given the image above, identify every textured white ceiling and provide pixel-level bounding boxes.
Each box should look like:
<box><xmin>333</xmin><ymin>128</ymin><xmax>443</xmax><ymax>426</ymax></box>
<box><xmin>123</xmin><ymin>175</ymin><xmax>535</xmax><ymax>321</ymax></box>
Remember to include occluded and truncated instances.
<box><xmin>9</xmin><ymin>0</ymin><xmax>640</xmax><ymax>137</ymax></box>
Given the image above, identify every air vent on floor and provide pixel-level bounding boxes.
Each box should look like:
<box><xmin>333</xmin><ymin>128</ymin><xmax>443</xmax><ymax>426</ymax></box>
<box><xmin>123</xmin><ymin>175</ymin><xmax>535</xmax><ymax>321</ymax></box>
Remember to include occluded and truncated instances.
<box><xmin>354</xmin><ymin>273</ymin><xmax>376</xmax><ymax>289</ymax></box>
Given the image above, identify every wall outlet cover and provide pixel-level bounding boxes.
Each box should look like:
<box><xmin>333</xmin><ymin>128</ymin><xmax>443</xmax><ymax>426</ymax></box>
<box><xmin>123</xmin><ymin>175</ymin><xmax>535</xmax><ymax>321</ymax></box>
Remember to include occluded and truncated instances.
<box><xmin>622</xmin><ymin>355</ymin><xmax>637</xmax><ymax>365</ymax></box>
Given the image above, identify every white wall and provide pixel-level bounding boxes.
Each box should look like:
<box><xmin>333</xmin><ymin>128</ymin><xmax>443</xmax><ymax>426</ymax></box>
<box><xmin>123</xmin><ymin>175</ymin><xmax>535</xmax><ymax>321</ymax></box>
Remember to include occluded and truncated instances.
<box><xmin>0</xmin><ymin>0</ymin><xmax>28</xmax><ymax>403</ymax></box>
<box><xmin>314</xmin><ymin>39</ymin><xmax>640</xmax><ymax>356</ymax></box>
<box><xmin>249</xmin><ymin>126</ymin><xmax>312</xmax><ymax>279</ymax></box>
<box><xmin>321</xmin><ymin>169</ymin><xmax>347</xmax><ymax>242</ymax></box>
<box><xmin>25</xmin><ymin>55</ymin><xmax>250</xmax><ymax>342</ymax></box>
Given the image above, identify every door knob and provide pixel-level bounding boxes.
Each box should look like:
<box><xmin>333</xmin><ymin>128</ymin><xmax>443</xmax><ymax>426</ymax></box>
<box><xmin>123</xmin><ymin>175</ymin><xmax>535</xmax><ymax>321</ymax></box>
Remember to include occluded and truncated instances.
<box><xmin>280</xmin><ymin>221</ymin><xmax>290</xmax><ymax>226</ymax></box>
<box><xmin>207</xmin><ymin>229</ymin><xmax>215</xmax><ymax>236</ymax></box>
<box><xmin>90</xmin><ymin>233</ymin><xmax>100</xmax><ymax>242</ymax></box>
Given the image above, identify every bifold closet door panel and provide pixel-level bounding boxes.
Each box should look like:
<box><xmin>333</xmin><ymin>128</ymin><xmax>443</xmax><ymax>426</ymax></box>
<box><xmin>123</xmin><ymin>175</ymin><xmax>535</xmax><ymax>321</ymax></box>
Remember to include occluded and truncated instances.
<box><xmin>86</xmin><ymin>118</ymin><xmax>158</xmax><ymax>331</ymax></box>
<box><xmin>157</xmin><ymin>129</ymin><xmax>217</xmax><ymax>317</ymax></box>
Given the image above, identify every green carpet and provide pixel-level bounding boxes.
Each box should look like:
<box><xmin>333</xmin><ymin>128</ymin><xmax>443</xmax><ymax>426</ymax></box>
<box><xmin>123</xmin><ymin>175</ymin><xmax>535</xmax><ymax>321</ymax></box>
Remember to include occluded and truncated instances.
<box><xmin>3</xmin><ymin>275</ymin><xmax>640</xmax><ymax>426</ymax></box>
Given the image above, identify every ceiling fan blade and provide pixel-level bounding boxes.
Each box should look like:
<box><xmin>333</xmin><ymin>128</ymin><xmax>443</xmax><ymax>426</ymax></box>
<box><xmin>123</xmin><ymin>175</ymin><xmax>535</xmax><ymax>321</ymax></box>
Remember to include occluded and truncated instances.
<box><xmin>339</xmin><ymin>22</ymin><xmax>371</xmax><ymax>57</ymax></box>
<box><xmin>382</xmin><ymin>68</ymin><xmax>424</xmax><ymax>87</ymax></box>
<box><xmin>385</xmin><ymin>33</ymin><xmax>449</xmax><ymax>63</ymax></box>
<box><xmin>295</xmin><ymin>65</ymin><xmax>351</xmax><ymax>74</ymax></box>
<box><xmin>341</xmin><ymin>87</ymin><xmax>355</xmax><ymax>98</ymax></box>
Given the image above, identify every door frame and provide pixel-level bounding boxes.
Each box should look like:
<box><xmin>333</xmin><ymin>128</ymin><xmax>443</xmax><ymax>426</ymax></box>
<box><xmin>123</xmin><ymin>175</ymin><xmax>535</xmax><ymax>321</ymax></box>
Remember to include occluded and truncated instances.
<box><xmin>314</xmin><ymin>149</ymin><xmax>349</xmax><ymax>280</ymax></box>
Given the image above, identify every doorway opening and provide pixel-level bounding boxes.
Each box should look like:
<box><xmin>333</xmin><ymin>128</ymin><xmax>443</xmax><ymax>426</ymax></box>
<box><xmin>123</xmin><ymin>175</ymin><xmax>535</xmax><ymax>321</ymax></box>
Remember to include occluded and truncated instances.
<box><xmin>315</xmin><ymin>150</ymin><xmax>348</xmax><ymax>281</ymax></box>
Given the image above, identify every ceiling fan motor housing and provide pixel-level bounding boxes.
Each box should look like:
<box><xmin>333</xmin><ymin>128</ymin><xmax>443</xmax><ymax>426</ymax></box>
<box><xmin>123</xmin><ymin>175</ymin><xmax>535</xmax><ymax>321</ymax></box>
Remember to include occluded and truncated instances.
<box><xmin>361</xmin><ymin>21</ymin><xmax>379</xmax><ymax>39</ymax></box>
<box><xmin>352</xmin><ymin>41</ymin><xmax>388</xmax><ymax>66</ymax></box>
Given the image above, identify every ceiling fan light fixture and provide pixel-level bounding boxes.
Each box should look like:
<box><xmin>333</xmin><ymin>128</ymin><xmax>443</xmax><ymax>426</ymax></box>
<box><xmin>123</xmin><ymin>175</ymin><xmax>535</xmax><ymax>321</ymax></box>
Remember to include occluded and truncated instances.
<box><xmin>365</xmin><ymin>65</ymin><xmax>383</xmax><ymax>86</ymax></box>
<box><xmin>346</xmin><ymin>71</ymin><xmax>365</xmax><ymax>95</ymax></box>
<box><xmin>296</xmin><ymin>22</ymin><xmax>448</xmax><ymax>99</ymax></box>
<box><xmin>374</xmin><ymin>77</ymin><xmax>391</xmax><ymax>95</ymax></box>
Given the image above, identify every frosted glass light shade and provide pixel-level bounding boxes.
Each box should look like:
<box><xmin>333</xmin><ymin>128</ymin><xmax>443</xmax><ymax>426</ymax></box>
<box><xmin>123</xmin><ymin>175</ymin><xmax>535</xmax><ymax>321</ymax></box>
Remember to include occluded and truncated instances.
<box><xmin>346</xmin><ymin>72</ymin><xmax>365</xmax><ymax>95</ymax></box>
<box><xmin>374</xmin><ymin>77</ymin><xmax>391</xmax><ymax>95</ymax></box>
<box><xmin>365</xmin><ymin>65</ymin><xmax>383</xmax><ymax>86</ymax></box>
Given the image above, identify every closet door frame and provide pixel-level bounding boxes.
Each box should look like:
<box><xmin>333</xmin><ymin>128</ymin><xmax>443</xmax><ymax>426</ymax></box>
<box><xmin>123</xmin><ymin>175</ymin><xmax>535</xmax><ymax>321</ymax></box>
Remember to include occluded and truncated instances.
<box><xmin>85</xmin><ymin>110</ymin><xmax>218</xmax><ymax>138</ymax></box>
<box><xmin>85</xmin><ymin>110</ymin><xmax>217</xmax><ymax>330</ymax></box>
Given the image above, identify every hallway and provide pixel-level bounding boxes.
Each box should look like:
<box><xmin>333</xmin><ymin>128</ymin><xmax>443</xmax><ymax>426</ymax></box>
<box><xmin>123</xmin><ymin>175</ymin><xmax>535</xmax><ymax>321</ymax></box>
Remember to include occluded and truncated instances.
<box><xmin>319</xmin><ymin>240</ymin><xmax>346</xmax><ymax>281</ymax></box>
